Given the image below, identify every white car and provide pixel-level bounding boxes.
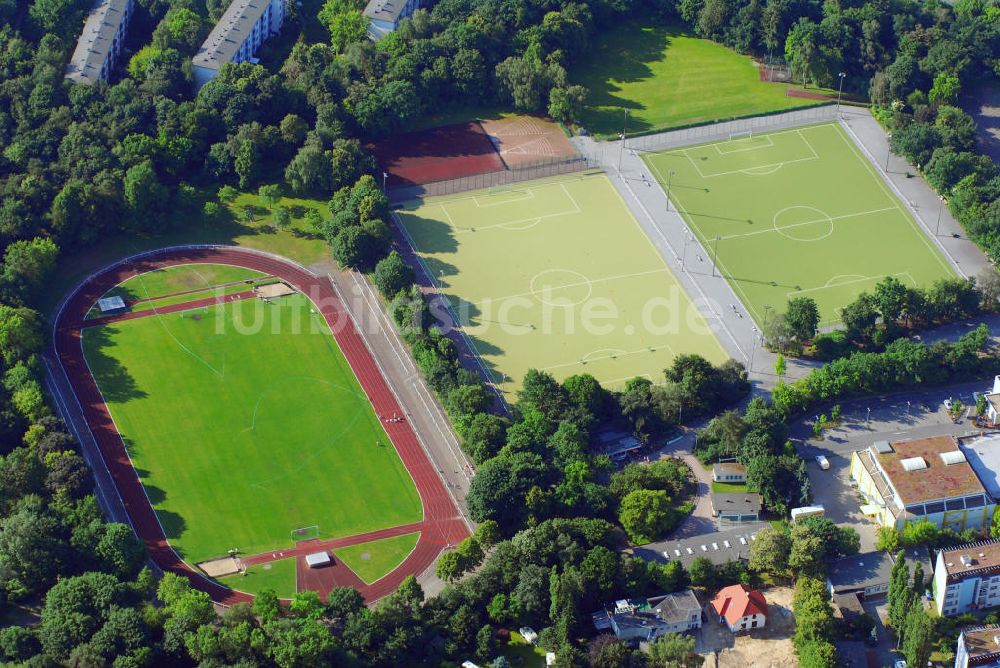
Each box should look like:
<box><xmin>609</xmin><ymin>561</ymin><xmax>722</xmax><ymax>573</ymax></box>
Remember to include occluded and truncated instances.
<box><xmin>815</xmin><ymin>455</ymin><xmax>830</xmax><ymax>470</ymax></box>
<box><xmin>519</xmin><ymin>627</ymin><xmax>538</xmax><ymax>645</ymax></box>
<box><xmin>944</xmin><ymin>399</ymin><xmax>953</xmax><ymax>410</ymax></box>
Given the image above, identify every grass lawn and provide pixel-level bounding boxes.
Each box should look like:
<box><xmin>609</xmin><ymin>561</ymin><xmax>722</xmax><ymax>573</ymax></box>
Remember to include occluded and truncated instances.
<box><xmin>711</xmin><ymin>481</ymin><xmax>748</xmax><ymax>493</ymax></box>
<box><xmin>106</xmin><ymin>264</ymin><xmax>265</xmax><ymax>301</ymax></box>
<box><xmin>642</xmin><ymin>122</ymin><xmax>955</xmax><ymax>326</ymax></box>
<box><xmin>218</xmin><ymin>558</ymin><xmax>296</xmax><ymax>599</ymax></box>
<box><xmin>572</xmin><ymin>21</ymin><xmax>827</xmax><ymax>137</ymax></box>
<box><xmin>396</xmin><ymin>171</ymin><xmax>728</xmax><ymax>397</ymax></box>
<box><xmin>43</xmin><ymin>188</ymin><xmax>331</xmax><ymax>318</ymax></box>
<box><xmin>333</xmin><ymin>532</ymin><xmax>420</xmax><ymax>584</ymax></box>
<box><xmin>82</xmin><ymin>292</ymin><xmax>422</xmax><ymax>563</ymax></box>
<box><xmin>86</xmin><ymin>264</ymin><xmax>267</xmax><ymax>318</ymax></box>
<box><xmin>501</xmin><ymin>632</ymin><xmax>547</xmax><ymax>667</ymax></box>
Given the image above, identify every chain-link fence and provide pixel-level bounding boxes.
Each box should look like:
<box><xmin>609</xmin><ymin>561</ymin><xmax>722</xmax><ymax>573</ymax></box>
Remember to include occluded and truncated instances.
<box><xmin>388</xmin><ymin>155</ymin><xmax>589</xmax><ymax>204</ymax></box>
<box><xmin>620</xmin><ymin>105</ymin><xmax>839</xmax><ymax>156</ymax></box>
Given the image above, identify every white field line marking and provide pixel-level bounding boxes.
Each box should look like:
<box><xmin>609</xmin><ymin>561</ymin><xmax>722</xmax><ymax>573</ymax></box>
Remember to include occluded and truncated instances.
<box><xmin>475</xmin><ymin>267</ymin><xmax>670</xmax><ymax>304</ymax></box>
<box><xmin>472</xmin><ymin>188</ymin><xmax>535</xmax><ymax>207</ymax></box>
<box><xmin>796</xmin><ymin>128</ymin><xmax>821</xmax><ymax>159</ymax></box>
<box><xmin>719</xmin><ymin>206</ymin><xmax>897</xmax><ymax>241</ymax></box>
<box><xmin>836</xmin><ymin>119</ymin><xmax>960</xmax><ymax>277</ymax></box>
<box><xmin>392</xmin><ymin>211</ymin><xmax>510</xmax><ymax>413</ymax></box>
<box><xmin>651</xmin><ymin>122</ymin><xmax>837</xmax><ymax>160</ymax></box>
<box><xmin>700</xmin><ymin>155</ymin><xmax>819</xmax><ymax>178</ymax></box>
<box><xmin>668</xmin><ymin>193</ymin><xmax>765</xmax><ymax>327</ymax></box>
<box><xmin>611</xmin><ymin>172</ymin><xmax>745</xmax><ymax>359</ymax></box>
<box><xmin>540</xmin><ymin>343</ymin><xmax>679</xmax><ymax>373</ymax></box>
<box><xmin>713</xmin><ymin>135</ymin><xmax>774</xmax><ymax>155</ymax></box>
<box><xmin>788</xmin><ymin>271</ymin><xmax>916</xmax><ymax>297</ymax></box>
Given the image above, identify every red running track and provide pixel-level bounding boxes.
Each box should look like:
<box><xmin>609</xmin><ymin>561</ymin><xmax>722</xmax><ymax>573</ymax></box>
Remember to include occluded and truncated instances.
<box><xmin>53</xmin><ymin>247</ymin><xmax>470</xmax><ymax>605</ymax></box>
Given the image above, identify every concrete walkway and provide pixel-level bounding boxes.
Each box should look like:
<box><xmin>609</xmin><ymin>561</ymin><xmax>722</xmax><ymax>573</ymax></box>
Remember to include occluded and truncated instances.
<box><xmin>573</xmin><ymin>105</ymin><xmax>993</xmax><ymax>393</ymax></box>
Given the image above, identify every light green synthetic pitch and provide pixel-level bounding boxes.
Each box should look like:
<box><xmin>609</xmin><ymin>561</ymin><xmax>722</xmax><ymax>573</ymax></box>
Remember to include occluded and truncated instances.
<box><xmin>396</xmin><ymin>172</ymin><xmax>728</xmax><ymax>397</ymax></box>
<box><xmin>642</xmin><ymin>123</ymin><xmax>956</xmax><ymax>326</ymax></box>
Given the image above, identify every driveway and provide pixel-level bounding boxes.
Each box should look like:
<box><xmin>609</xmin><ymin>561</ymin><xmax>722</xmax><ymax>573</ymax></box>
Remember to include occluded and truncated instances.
<box><xmin>791</xmin><ymin>378</ymin><xmax>996</xmax><ymax>550</ymax></box>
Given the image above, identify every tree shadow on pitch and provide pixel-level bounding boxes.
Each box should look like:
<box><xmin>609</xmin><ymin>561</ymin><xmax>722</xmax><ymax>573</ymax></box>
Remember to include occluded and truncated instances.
<box><xmin>81</xmin><ymin>325</ymin><xmax>148</xmax><ymax>404</ymax></box>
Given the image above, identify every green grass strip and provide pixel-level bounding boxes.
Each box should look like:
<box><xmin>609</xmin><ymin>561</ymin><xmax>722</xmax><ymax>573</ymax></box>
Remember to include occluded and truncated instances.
<box><xmin>333</xmin><ymin>532</ymin><xmax>420</xmax><ymax>585</ymax></box>
<box><xmin>218</xmin><ymin>557</ymin><xmax>296</xmax><ymax>599</ymax></box>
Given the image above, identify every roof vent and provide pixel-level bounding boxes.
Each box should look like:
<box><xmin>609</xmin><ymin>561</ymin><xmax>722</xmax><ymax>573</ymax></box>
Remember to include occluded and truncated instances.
<box><xmin>901</xmin><ymin>457</ymin><xmax>928</xmax><ymax>472</ymax></box>
<box><xmin>994</xmin><ymin>635</ymin><xmax>1000</xmax><ymax>646</ymax></box>
<box><xmin>874</xmin><ymin>440</ymin><xmax>893</xmax><ymax>454</ymax></box>
<box><xmin>981</xmin><ymin>553</ymin><xmax>986</xmax><ymax>558</ymax></box>
<box><xmin>941</xmin><ymin>450</ymin><xmax>967</xmax><ymax>466</ymax></box>
<box><xmin>961</xmin><ymin>555</ymin><xmax>972</xmax><ymax>567</ymax></box>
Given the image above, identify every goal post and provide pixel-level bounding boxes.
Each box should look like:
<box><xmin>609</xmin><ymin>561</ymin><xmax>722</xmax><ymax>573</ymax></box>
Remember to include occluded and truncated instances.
<box><xmin>729</xmin><ymin>130</ymin><xmax>754</xmax><ymax>141</ymax></box>
<box><xmin>291</xmin><ymin>525</ymin><xmax>320</xmax><ymax>542</ymax></box>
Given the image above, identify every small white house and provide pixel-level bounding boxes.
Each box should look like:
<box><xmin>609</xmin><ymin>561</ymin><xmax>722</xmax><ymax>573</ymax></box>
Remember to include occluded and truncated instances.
<box><xmin>711</xmin><ymin>584</ymin><xmax>767</xmax><ymax>633</ymax></box>
<box><xmin>712</xmin><ymin>463</ymin><xmax>746</xmax><ymax>484</ymax></box>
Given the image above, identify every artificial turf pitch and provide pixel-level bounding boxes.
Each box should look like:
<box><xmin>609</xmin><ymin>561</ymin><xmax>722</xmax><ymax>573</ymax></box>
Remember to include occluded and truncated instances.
<box><xmin>82</xmin><ymin>292</ymin><xmax>422</xmax><ymax>564</ymax></box>
<box><xmin>396</xmin><ymin>172</ymin><xmax>728</xmax><ymax>396</ymax></box>
<box><xmin>642</xmin><ymin>122</ymin><xmax>956</xmax><ymax>327</ymax></box>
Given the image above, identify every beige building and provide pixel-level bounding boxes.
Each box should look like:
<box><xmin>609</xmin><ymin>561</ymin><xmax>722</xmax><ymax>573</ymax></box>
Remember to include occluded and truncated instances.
<box><xmin>850</xmin><ymin>435</ymin><xmax>994</xmax><ymax>533</ymax></box>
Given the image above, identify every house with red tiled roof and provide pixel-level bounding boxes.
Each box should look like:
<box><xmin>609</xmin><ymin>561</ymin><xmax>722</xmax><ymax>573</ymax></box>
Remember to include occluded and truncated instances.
<box><xmin>710</xmin><ymin>584</ymin><xmax>767</xmax><ymax>633</ymax></box>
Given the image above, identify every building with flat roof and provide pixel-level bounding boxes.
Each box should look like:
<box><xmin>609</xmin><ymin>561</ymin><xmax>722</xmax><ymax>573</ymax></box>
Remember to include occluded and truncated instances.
<box><xmin>850</xmin><ymin>435</ymin><xmax>994</xmax><ymax>533</ymax></box>
<box><xmin>363</xmin><ymin>0</ymin><xmax>424</xmax><ymax>39</ymax></box>
<box><xmin>712</xmin><ymin>463</ymin><xmax>746</xmax><ymax>484</ymax></box>
<box><xmin>956</xmin><ymin>625</ymin><xmax>1000</xmax><ymax>667</ymax></box>
<box><xmin>191</xmin><ymin>0</ymin><xmax>285</xmax><ymax>89</ymax></box>
<box><xmin>632</xmin><ymin>522</ymin><xmax>767</xmax><ymax>570</ymax></box>
<box><xmin>959</xmin><ymin>432</ymin><xmax>1000</xmax><ymax>500</ymax></box>
<box><xmin>827</xmin><ymin>548</ymin><xmax>929</xmax><ymax>601</ymax></box>
<box><xmin>591</xmin><ymin>590</ymin><xmax>702</xmax><ymax>643</ymax></box>
<box><xmin>934</xmin><ymin>540</ymin><xmax>1000</xmax><ymax>616</ymax></box>
<box><xmin>710</xmin><ymin>493</ymin><xmax>761</xmax><ymax>522</ymax></box>
<box><xmin>65</xmin><ymin>0</ymin><xmax>135</xmax><ymax>85</ymax></box>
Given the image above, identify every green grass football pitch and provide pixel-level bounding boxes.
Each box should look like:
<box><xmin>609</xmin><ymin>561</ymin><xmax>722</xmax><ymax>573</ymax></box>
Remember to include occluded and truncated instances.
<box><xmin>642</xmin><ymin>122</ymin><xmax>956</xmax><ymax>327</ymax></box>
<box><xmin>396</xmin><ymin>172</ymin><xmax>728</xmax><ymax>396</ymax></box>
<box><xmin>572</xmin><ymin>21</ymin><xmax>825</xmax><ymax>138</ymax></box>
<box><xmin>82</xmin><ymin>293</ymin><xmax>422</xmax><ymax>564</ymax></box>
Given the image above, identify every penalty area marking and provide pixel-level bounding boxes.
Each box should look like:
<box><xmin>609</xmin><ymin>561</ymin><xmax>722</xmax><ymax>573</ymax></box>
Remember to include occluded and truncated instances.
<box><xmin>713</xmin><ymin>134</ymin><xmax>774</xmax><ymax>155</ymax></box>
<box><xmin>786</xmin><ymin>270</ymin><xmax>917</xmax><ymax>298</ymax></box>
<box><xmin>539</xmin><ymin>343</ymin><xmax>679</xmax><ymax>374</ymax></box>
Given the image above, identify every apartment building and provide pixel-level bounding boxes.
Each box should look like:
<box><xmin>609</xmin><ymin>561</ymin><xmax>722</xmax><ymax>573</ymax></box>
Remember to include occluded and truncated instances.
<box><xmin>191</xmin><ymin>0</ymin><xmax>284</xmax><ymax>88</ymax></box>
<box><xmin>65</xmin><ymin>0</ymin><xmax>135</xmax><ymax>85</ymax></box>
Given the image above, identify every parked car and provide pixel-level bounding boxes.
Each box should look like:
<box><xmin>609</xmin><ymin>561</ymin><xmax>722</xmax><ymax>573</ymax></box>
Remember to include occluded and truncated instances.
<box><xmin>944</xmin><ymin>398</ymin><xmax>953</xmax><ymax>410</ymax></box>
<box><xmin>519</xmin><ymin>627</ymin><xmax>538</xmax><ymax>645</ymax></box>
<box><xmin>815</xmin><ymin>455</ymin><xmax>830</xmax><ymax>470</ymax></box>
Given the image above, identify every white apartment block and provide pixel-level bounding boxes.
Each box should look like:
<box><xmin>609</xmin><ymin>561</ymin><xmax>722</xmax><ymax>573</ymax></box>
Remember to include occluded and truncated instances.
<box><xmin>192</xmin><ymin>0</ymin><xmax>285</xmax><ymax>89</ymax></box>
<box><xmin>66</xmin><ymin>0</ymin><xmax>136</xmax><ymax>85</ymax></box>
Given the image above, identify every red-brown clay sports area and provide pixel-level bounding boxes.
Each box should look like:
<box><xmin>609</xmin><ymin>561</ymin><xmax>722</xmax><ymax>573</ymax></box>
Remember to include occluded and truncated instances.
<box><xmin>53</xmin><ymin>246</ymin><xmax>470</xmax><ymax>605</ymax></box>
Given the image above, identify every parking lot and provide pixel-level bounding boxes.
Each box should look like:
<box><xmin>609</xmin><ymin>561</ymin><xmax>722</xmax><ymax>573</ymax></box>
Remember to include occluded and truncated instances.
<box><xmin>792</xmin><ymin>379</ymin><xmax>995</xmax><ymax>551</ymax></box>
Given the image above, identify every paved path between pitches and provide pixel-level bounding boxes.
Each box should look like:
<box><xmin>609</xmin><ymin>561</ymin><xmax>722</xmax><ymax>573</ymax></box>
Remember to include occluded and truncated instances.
<box><xmin>52</xmin><ymin>246</ymin><xmax>470</xmax><ymax>606</ymax></box>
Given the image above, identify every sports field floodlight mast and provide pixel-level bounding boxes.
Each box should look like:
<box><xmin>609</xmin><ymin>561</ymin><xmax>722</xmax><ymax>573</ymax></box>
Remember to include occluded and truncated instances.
<box><xmin>382</xmin><ymin>171</ymin><xmax>388</xmax><ymax>193</ymax></box>
<box><xmin>748</xmin><ymin>326</ymin><xmax>759</xmax><ymax>373</ymax></box>
<box><xmin>936</xmin><ymin>195</ymin><xmax>948</xmax><ymax>235</ymax></box>
<box><xmin>617</xmin><ymin>108</ymin><xmax>629</xmax><ymax>174</ymax></box>
<box><xmin>712</xmin><ymin>235</ymin><xmax>721</xmax><ymax>277</ymax></box>
<box><xmin>666</xmin><ymin>170</ymin><xmax>675</xmax><ymax>212</ymax></box>
<box><xmin>836</xmin><ymin>72</ymin><xmax>846</xmax><ymax>113</ymax></box>
<box><xmin>681</xmin><ymin>231</ymin><xmax>691</xmax><ymax>271</ymax></box>
<box><xmin>885</xmin><ymin>133</ymin><xmax>892</xmax><ymax>171</ymax></box>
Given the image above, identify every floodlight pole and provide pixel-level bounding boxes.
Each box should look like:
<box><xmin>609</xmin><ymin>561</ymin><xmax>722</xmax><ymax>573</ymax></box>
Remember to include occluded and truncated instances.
<box><xmin>885</xmin><ymin>133</ymin><xmax>892</xmax><ymax>172</ymax></box>
<box><xmin>682</xmin><ymin>232</ymin><xmax>691</xmax><ymax>272</ymax></box>
<box><xmin>712</xmin><ymin>235</ymin><xmax>721</xmax><ymax>277</ymax></box>
<box><xmin>936</xmin><ymin>196</ymin><xmax>948</xmax><ymax>236</ymax></box>
<box><xmin>749</xmin><ymin>326</ymin><xmax>759</xmax><ymax>374</ymax></box>
<box><xmin>617</xmin><ymin>108</ymin><xmax>629</xmax><ymax>175</ymax></box>
<box><xmin>382</xmin><ymin>171</ymin><xmax>388</xmax><ymax>194</ymax></box>
<box><xmin>836</xmin><ymin>72</ymin><xmax>846</xmax><ymax>113</ymax></box>
<box><xmin>666</xmin><ymin>170</ymin><xmax>675</xmax><ymax>212</ymax></box>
